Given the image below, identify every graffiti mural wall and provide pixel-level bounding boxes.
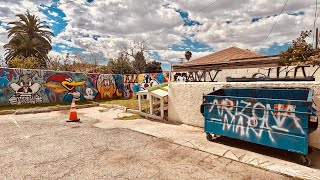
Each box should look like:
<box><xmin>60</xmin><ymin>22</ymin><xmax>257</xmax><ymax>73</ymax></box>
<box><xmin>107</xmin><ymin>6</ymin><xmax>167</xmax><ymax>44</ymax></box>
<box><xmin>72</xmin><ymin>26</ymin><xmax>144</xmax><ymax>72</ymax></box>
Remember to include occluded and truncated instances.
<box><xmin>0</xmin><ymin>67</ymin><xmax>169</xmax><ymax>105</ymax></box>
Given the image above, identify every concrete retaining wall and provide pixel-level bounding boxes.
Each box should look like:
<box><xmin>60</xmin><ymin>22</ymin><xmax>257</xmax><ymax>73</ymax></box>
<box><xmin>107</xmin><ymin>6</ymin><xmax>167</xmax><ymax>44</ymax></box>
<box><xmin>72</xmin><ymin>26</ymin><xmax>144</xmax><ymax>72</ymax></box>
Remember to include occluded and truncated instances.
<box><xmin>172</xmin><ymin>65</ymin><xmax>320</xmax><ymax>82</ymax></box>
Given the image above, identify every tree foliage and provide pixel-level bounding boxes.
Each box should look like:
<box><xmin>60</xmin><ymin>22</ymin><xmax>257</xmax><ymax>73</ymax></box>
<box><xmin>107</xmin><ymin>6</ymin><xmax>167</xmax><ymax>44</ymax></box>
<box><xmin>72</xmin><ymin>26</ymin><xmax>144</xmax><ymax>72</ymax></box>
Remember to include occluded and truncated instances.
<box><xmin>132</xmin><ymin>51</ymin><xmax>146</xmax><ymax>73</ymax></box>
<box><xmin>47</xmin><ymin>52</ymin><xmax>111</xmax><ymax>74</ymax></box>
<box><xmin>279</xmin><ymin>30</ymin><xmax>320</xmax><ymax>65</ymax></box>
<box><xmin>4</xmin><ymin>12</ymin><xmax>54</xmax><ymax>68</ymax></box>
<box><xmin>108</xmin><ymin>53</ymin><xmax>135</xmax><ymax>74</ymax></box>
<box><xmin>144</xmin><ymin>60</ymin><xmax>162</xmax><ymax>73</ymax></box>
<box><xmin>185</xmin><ymin>51</ymin><xmax>192</xmax><ymax>61</ymax></box>
<box><xmin>8</xmin><ymin>56</ymin><xmax>40</xmax><ymax>69</ymax></box>
<box><xmin>124</xmin><ymin>42</ymin><xmax>147</xmax><ymax>73</ymax></box>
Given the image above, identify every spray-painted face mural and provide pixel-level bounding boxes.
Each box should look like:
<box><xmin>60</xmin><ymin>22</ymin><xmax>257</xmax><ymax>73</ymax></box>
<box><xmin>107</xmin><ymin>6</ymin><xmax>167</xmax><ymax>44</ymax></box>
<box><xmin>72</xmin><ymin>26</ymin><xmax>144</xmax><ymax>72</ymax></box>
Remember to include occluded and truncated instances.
<box><xmin>96</xmin><ymin>74</ymin><xmax>123</xmax><ymax>99</ymax></box>
<box><xmin>44</xmin><ymin>73</ymin><xmax>85</xmax><ymax>102</ymax></box>
<box><xmin>123</xmin><ymin>83</ymin><xmax>134</xmax><ymax>99</ymax></box>
<box><xmin>9</xmin><ymin>74</ymin><xmax>42</xmax><ymax>105</ymax></box>
<box><xmin>84</xmin><ymin>88</ymin><xmax>95</xmax><ymax>100</ymax></box>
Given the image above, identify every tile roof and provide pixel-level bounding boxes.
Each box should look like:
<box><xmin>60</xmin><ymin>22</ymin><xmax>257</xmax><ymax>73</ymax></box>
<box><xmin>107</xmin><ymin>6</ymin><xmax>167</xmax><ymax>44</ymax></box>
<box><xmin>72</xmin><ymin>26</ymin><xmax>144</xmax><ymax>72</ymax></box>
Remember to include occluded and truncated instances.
<box><xmin>182</xmin><ymin>46</ymin><xmax>268</xmax><ymax>66</ymax></box>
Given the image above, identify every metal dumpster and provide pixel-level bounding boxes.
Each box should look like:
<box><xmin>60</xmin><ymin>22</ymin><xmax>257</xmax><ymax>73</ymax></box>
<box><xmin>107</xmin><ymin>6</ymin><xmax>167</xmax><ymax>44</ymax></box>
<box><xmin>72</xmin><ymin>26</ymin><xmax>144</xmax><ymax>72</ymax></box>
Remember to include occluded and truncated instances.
<box><xmin>201</xmin><ymin>87</ymin><xmax>318</xmax><ymax>166</ymax></box>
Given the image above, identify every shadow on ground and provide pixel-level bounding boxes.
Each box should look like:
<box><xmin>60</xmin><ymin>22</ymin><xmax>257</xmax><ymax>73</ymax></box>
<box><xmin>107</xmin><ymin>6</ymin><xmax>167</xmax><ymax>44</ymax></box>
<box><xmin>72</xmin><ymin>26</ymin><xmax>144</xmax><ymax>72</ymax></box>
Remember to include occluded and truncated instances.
<box><xmin>208</xmin><ymin>135</ymin><xmax>320</xmax><ymax>168</ymax></box>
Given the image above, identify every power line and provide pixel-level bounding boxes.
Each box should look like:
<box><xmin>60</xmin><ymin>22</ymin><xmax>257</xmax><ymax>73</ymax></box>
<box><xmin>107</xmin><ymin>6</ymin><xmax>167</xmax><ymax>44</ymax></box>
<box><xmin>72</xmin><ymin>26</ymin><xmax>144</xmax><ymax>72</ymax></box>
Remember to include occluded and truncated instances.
<box><xmin>313</xmin><ymin>0</ymin><xmax>318</xmax><ymax>46</ymax></box>
<box><xmin>259</xmin><ymin>0</ymin><xmax>289</xmax><ymax>49</ymax></box>
<box><xmin>142</xmin><ymin>0</ymin><xmax>223</xmax><ymax>43</ymax></box>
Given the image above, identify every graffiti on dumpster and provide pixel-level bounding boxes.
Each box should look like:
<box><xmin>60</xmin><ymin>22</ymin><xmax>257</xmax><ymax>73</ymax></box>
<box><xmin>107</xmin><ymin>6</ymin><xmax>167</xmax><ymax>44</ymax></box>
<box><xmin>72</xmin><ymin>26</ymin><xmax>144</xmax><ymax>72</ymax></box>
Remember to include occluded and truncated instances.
<box><xmin>208</xmin><ymin>98</ymin><xmax>304</xmax><ymax>143</ymax></box>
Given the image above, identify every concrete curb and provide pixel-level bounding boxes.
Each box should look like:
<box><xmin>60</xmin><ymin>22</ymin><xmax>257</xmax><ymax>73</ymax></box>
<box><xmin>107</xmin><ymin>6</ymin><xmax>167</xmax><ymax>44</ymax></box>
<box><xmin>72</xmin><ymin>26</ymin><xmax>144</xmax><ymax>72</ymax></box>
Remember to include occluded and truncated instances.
<box><xmin>0</xmin><ymin>110</ymin><xmax>15</xmax><ymax>115</ymax></box>
<box><xmin>0</xmin><ymin>103</ymin><xmax>99</xmax><ymax>115</ymax></box>
<box><xmin>0</xmin><ymin>103</ymin><xmax>135</xmax><ymax>116</ymax></box>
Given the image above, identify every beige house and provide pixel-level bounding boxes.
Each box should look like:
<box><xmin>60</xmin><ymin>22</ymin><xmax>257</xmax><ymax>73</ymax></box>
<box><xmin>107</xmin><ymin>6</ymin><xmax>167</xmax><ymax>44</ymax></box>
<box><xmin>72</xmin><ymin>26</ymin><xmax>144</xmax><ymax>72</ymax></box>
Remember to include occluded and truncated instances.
<box><xmin>173</xmin><ymin>46</ymin><xmax>278</xmax><ymax>72</ymax></box>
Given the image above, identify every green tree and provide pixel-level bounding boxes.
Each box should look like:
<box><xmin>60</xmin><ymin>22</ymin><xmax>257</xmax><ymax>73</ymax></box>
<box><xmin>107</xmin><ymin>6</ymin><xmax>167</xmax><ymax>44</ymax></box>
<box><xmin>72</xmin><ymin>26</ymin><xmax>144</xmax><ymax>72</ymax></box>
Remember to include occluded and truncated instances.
<box><xmin>144</xmin><ymin>60</ymin><xmax>162</xmax><ymax>73</ymax></box>
<box><xmin>8</xmin><ymin>56</ymin><xmax>40</xmax><ymax>69</ymax></box>
<box><xmin>108</xmin><ymin>53</ymin><xmax>135</xmax><ymax>74</ymax></box>
<box><xmin>279</xmin><ymin>30</ymin><xmax>317</xmax><ymax>65</ymax></box>
<box><xmin>125</xmin><ymin>42</ymin><xmax>147</xmax><ymax>73</ymax></box>
<box><xmin>4</xmin><ymin>12</ymin><xmax>54</xmax><ymax>68</ymax></box>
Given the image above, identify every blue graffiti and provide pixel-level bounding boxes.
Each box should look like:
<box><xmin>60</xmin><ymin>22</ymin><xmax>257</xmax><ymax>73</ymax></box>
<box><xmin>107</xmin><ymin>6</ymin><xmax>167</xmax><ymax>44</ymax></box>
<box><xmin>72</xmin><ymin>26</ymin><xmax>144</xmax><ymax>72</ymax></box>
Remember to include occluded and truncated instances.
<box><xmin>133</xmin><ymin>84</ymin><xmax>141</xmax><ymax>93</ymax></box>
<box><xmin>113</xmin><ymin>74</ymin><xmax>125</xmax><ymax>93</ymax></box>
<box><xmin>0</xmin><ymin>71</ymin><xmax>9</xmax><ymax>87</ymax></box>
<box><xmin>156</xmin><ymin>73</ymin><xmax>164</xmax><ymax>83</ymax></box>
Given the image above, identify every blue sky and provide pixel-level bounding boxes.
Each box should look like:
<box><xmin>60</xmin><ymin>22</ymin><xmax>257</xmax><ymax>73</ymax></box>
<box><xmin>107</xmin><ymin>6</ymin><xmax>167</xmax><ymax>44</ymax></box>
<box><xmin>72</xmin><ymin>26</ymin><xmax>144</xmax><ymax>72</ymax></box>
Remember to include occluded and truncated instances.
<box><xmin>0</xmin><ymin>0</ymin><xmax>317</xmax><ymax>71</ymax></box>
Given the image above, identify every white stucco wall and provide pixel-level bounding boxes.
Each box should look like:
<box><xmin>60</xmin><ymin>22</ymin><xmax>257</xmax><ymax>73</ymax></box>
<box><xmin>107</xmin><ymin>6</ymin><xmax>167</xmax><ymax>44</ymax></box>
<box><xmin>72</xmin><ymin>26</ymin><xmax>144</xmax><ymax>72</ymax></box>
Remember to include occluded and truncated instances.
<box><xmin>168</xmin><ymin>82</ymin><xmax>320</xmax><ymax>127</ymax></box>
<box><xmin>172</xmin><ymin>65</ymin><xmax>320</xmax><ymax>82</ymax></box>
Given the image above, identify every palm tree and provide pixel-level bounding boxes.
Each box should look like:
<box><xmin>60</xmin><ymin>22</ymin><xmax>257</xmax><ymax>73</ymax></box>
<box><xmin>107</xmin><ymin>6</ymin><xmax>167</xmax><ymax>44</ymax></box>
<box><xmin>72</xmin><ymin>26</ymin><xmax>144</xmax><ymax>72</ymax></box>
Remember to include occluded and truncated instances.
<box><xmin>4</xmin><ymin>12</ymin><xmax>54</xmax><ymax>68</ymax></box>
<box><xmin>185</xmin><ymin>51</ymin><xmax>192</xmax><ymax>61</ymax></box>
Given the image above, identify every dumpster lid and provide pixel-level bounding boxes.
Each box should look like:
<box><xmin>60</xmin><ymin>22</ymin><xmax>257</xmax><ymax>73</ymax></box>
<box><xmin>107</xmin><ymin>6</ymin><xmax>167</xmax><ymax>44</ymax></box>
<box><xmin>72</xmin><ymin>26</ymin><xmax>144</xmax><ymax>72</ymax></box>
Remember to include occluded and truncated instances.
<box><xmin>205</xmin><ymin>87</ymin><xmax>313</xmax><ymax>101</ymax></box>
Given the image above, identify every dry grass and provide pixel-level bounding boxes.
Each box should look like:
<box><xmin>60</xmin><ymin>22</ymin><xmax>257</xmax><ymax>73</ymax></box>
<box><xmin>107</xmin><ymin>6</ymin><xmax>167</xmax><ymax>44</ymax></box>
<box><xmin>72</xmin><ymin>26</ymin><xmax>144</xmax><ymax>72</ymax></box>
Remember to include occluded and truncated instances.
<box><xmin>115</xmin><ymin>114</ymin><xmax>141</xmax><ymax>120</ymax></box>
<box><xmin>102</xmin><ymin>98</ymin><xmax>148</xmax><ymax>110</ymax></box>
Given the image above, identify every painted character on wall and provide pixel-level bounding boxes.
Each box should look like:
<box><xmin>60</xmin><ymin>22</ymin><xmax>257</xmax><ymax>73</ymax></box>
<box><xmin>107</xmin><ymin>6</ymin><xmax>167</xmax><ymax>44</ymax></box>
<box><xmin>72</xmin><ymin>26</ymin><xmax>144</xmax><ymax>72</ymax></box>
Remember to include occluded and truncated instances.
<box><xmin>45</xmin><ymin>74</ymin><xmax>85</xmax><ymax>102</ymax></box>
<box><xmin>123</xmin><ymin>84</ymin><xmax>134</xmax><ymax>99</ymax></box>
<box><xmin>140</xmin><ymin>74</ymin><xmax>160</xmax><ymax>91</ymax></box>
<box><xmin>9</xmin><ymin>74</ymin><xmax>42</xmax><ymax>105</ymax></box>
<box><xmin>84</xmin><ymin>88</ymin><xmax>95</xmax><ymax>100</ymax></box>
<box><xmin>96</xmin><ymin>74</ymin><xmax>122</xmax><ymax>99</ymax></box>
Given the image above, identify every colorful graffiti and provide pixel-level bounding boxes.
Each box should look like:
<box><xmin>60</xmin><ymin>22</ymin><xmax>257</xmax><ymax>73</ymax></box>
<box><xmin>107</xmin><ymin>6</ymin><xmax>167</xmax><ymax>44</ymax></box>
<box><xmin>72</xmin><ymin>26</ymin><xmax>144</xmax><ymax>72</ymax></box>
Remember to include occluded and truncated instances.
<box><xmin>208</xmin><ymin>98</ymin><xmax>304</xmax><ymax>141</ymax></box>
<box><xmin>44</xmin><ymin>73</ymin><xmax>86</xmax><ymax>102</ymax></box>
<box><xmin>96</xmin><ymin>74</ymin><xmax>121</xmax><ymax>99</ymax></box>
<box><xmin>9</xmin><ymin>73</ymin><xmax>42</xmax><ymax>105</ymax></box>
<box><xmin>0</xmin><ymin>67</ymin><xmax>169</xmax><ymax>105</ymax></box>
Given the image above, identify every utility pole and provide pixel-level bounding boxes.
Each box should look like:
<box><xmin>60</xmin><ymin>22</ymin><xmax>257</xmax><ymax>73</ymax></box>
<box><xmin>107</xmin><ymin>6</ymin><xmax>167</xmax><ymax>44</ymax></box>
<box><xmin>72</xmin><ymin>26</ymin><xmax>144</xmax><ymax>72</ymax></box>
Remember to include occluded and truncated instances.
<box><xmin>316</xmin><ymin>28</ymin><xmax>319</xmax><ymax>50</ymax></box>
<box><xmin>179</xmin><ymin>58</ymin><xmax>184</xmax><ymax>64</ymax></box>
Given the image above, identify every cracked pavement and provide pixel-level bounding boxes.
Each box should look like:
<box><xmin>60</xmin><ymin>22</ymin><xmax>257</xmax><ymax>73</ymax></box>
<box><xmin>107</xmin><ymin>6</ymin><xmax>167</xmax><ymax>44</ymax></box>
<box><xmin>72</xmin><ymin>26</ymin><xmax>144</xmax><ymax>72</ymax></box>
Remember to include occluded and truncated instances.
<box><xmin>0</xmin><ymin>109</ymin><xmax>293</xmax><ymax>179</ymax></box>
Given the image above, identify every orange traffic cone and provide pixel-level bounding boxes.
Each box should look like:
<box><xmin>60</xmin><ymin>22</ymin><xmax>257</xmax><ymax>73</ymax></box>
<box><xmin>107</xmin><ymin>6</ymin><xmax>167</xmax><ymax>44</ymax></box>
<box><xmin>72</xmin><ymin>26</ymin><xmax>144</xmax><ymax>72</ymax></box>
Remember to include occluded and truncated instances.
<box><xmin>67</xmin><ymin>98</ymin><xmax>80</xmax><ymax>122</ymax></box>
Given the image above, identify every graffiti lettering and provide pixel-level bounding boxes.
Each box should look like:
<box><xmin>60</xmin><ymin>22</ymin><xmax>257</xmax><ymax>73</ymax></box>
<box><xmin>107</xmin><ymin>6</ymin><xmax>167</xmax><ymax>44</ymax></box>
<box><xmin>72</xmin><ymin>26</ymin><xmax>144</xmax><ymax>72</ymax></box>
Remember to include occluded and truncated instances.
<box><xmin>9</xmin><ymin>73</ymin><xmax>43</xmax><ymax>105</ymax></box>
<box><xmin>173</xmin><ymin>70</ymin><xmax>221</xmax><ymax>82</ymax></box>
<box><xmin>9</xmin><ymin>95</ymin><xmax>42</xmax><ymax>105</ymax></box>
<box><xmin>209</xmin><ymin>98</ymin><xmax>303</xmax><ymax>143</ymax></box>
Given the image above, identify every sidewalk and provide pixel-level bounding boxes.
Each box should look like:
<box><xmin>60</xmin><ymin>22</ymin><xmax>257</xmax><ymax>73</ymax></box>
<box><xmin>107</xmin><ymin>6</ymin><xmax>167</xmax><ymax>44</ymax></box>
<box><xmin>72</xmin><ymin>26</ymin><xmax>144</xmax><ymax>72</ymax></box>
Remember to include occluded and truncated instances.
<box><xmin>79</xmin><ymin>106</ymin><xmax>320</xmax><ymax>180</ymax></box>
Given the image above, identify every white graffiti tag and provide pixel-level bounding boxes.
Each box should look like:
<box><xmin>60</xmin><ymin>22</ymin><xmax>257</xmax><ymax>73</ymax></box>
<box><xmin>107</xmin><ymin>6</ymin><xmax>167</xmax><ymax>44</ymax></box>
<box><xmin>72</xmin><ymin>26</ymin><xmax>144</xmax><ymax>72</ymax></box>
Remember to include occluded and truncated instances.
<box><xmin>209</xmin><ymin>98</ymin><xmax>304</xmax><ymax>143</ymax></box>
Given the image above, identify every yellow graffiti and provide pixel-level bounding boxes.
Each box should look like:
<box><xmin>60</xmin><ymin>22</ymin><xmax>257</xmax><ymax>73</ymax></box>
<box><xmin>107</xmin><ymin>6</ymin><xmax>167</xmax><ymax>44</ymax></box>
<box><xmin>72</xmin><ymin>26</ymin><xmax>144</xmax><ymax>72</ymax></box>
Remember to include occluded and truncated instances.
<box><xmin>43</xmin><ymin>83</ymin><xmax>60</xmax><ymax>88</ymax></box>
<box><xmin>61</xmin><ymin>81</ymin><xmax>85</xmax><ymax>91</ymax></box>
<box><xmin>53</xmin><ymin>88</ymin><xmax>68</xmax><ymax>93</ymax></box>
<box><xmin>116</xmin><ymin>90</ymin><xmax>122</xmax><ymax>97</ymax></box>
<box><xmin>137</xmin><ymin>74</ymin><xmax>143</xmax><ymax>83</ymax></box>
<box><xmin>98</xmin><ymin>84</ymin><xmax>115</xmax><ymax>98</ymax></box>
<box><xmin>44</xmin><ymin>83</ymin><xmax>68</xmax><ymax>93</ymax></box>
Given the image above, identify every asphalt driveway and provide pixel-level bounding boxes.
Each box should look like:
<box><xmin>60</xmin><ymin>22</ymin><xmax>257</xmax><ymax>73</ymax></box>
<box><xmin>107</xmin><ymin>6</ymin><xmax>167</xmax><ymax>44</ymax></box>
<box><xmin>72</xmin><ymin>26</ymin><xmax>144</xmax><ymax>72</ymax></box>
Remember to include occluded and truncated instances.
<box><xmin>0</xmin><ymin>110</ymin><xmax>292</xmax><ymax>179</ymax></box>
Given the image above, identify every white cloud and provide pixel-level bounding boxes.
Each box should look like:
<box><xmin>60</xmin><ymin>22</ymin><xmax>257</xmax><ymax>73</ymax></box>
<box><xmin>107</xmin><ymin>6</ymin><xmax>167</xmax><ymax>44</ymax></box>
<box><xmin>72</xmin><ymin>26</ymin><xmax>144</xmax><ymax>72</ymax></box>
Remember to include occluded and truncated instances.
<box><xmin>169</xmin><ymin>0</ymin><xmax>317</xmax><ymax>52</ymax></box>
<box><xmin>0</xmin><ymin>0</ymin><xmax>318</xmax><ymax>67</ymax></box>
<box><xmin>54</xmin><ymin>0</ymin><xmax>318</xmax><ymax>64</ymax></box>
<box><xmin>153</xmin><ymin>50</ymin><xmax>211</xmax><ymax>63</ymax></box>
<box><xmin>48</xmin><ymin>10</ymin><xmax>58</xmax><ymax>17</ymax></box>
